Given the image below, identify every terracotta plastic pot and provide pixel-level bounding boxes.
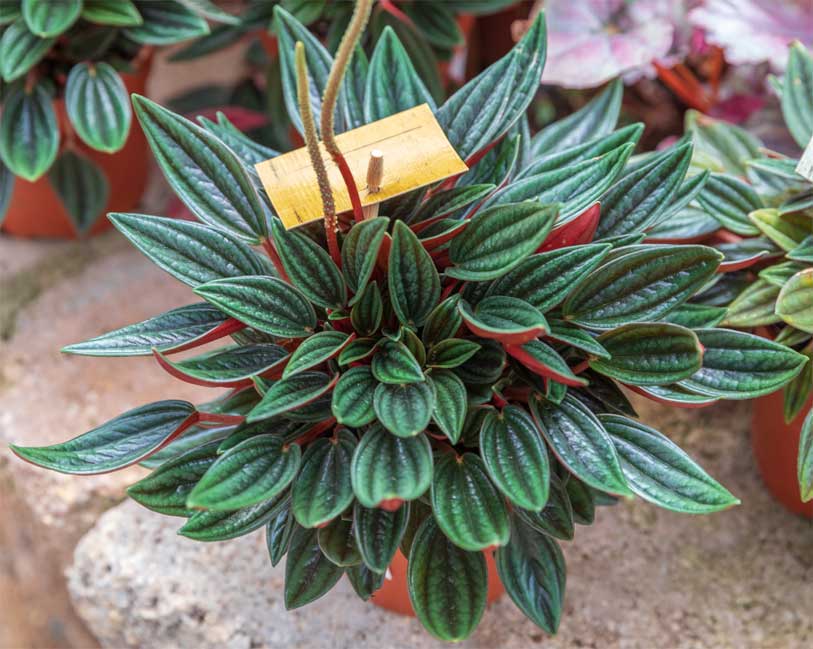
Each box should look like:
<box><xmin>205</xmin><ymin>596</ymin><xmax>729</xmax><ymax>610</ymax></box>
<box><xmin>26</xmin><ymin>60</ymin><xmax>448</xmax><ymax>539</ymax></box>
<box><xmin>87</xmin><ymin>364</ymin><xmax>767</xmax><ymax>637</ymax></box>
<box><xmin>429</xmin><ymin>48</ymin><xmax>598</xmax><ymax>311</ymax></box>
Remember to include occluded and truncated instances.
<box><xmin>1</xmin><ymin>53</ymin><xmax>153</xmax><ymax>239</ymax></box>
<box><xmin>369</xmin><ymin>549</ymin><xmax>504</xmax><ymax>616</ymax></box>
<box><xmin>752</xmin><ymin>389</ymin><xmax>813</xmax><ymax>518</ymax></box>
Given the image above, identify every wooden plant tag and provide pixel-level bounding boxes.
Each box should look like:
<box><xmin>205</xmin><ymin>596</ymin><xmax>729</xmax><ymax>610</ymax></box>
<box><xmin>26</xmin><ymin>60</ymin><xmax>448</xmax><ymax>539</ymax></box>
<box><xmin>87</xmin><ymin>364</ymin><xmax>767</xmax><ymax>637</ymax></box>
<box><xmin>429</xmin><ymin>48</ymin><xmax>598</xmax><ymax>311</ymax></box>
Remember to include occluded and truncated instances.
<box><xmin>255</xmin><ymin>104</ymin><xmax>468</xmax><ymax>229</ymax></box>
<box><xmin>797</xmin><ymin>135</ymin><xmax>813</xmax><ymax>182</ymax></box>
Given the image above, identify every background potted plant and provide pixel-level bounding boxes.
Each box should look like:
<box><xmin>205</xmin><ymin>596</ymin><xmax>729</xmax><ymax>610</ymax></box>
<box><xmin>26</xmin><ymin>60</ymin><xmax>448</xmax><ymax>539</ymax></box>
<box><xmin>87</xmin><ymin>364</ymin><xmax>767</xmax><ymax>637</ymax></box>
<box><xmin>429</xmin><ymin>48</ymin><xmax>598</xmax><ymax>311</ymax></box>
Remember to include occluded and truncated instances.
<box><xmin>0</xmin><ymin>0</ymin><xmax>235</xmax><ymax>238</ymax></box>
<box><xmin>670</xmin><ymin>41</ymin><xmax>813</xmax><ymax>516</ymax></box>
<box><xmin>166</xmin><ymin>0</ymin><xmax>524</xmax><ymax>156</ymax></box>
<box><xmin>10</xmin><ymin>2</ymin><xmax>809</xmax><ymax>642</ymax></box>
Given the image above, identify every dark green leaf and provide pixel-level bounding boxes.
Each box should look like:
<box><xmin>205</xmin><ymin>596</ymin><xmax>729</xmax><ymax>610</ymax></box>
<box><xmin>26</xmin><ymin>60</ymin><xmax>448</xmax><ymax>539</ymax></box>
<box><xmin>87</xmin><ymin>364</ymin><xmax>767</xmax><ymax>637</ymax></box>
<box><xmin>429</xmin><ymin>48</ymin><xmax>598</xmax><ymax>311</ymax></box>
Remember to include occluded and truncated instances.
<box><xmin>291</xmin><ymin>430</ymin><xmax>356</xmax><ymax>528</ymax></box>
<box><xmin>350</xmin><ymin>280</ymin><xmax>382</xmax><ymax>336</ymax></box>
<box><xmin>601</xmin><ymin>414</ymin><xmax>739</xmax><ymax>513</ymax></box>
<box><xmin>364</xmin><ymin>26</ymin><xmax>435</xmax><ymax>121</ymax></box>
<box><xmin>341</xmin><ymin>217</ymin><xmax>388</xmax><ymax>302</ymax></box>
<box><xmin>65</xmin><ymin>62</ymin><xmax>131</xmax><ymax>153</ymax></box>
<box><xmin>488</xmin><ymin>243</ymin><xmax>611</xmax><ymax>312</ymax></box>
<box><xmin>389</xmin><ymin>221</ymin><xmax>440</xmax><ymax>327</ymax></box>
<box><xmin>187</xmin><ymin>435</ymin><xmax>300</xmax><ymax>511</ymax></box>
<box><xmin>156</xmin><ymin>343</ymin><xmax>288</xmax><ymax>386</ymax></box>
<box><xmin>452</xmin><ymin>337</ymin><xmax>506</xmax><ymax>385</ymax></box>
<box><xmin>562</xmin><ymin>246</ymin><xmax>722</xmax><ymax>329</ymax></box>
<box><xmin>530</xmin><ymin>79</ymin><xmax>622</xmax><ymax>157</ymax></box>
<box><xmin>428</xmin><ymin>369</ymin><xmax>467</xmax><ymax>443</ymax></box>
<box><xmin>81</xmin><ymin>0</ymin><xmax>143</xmax><ymax>26</ymax></box>
<box><xmin>11</xmin><ymin>400</ymin><xmax>196</xmax><ymax>474</ymax></box>
<box><xmin>351</xmin><ymin>426</ymin><xmax>432</xmax><ymax>507</ymax></box>
<box><xmin>724</xmin><ymin>279</ymin><xmax>782</xmax><ymax>327</ymax></box>
<box><xmin>679</xmin><ymin>329</ymin><xmax>808</xmax><ymax>399</ymax></box>
<box><xmin>777</xmin><ymin>269</ymin><xmax>813</xmax><ymax>333</ymax></box>
<box><xmin>460</xmin><ymin>296</ymin><xmax>547</xmax><ymax>345</ymax></box>
<box><xmin>248</xmin><ymin>371</ymin><xmax>335</xmax><ymax>421</ymax></box>
<box><xmin>125</xmin><ymin>0</ymin><xmax>209</xmax><ymax>44</ymax></box>
<box><xmin>332</xmin><ymin>366</ymin><xmax>377</xmax><ymax>427</ymax></box>
<box><xmin>266</xmin><ymin>506</ymin><xmax>294</xmax><ymax>566</ymax></box>
<box><xmin>480</xmin><ymin>405</ymin><xmax>549</xmax><ymax>510</ymax></box>
<box><xmin>546</xmin><ymin>320</ymin><xmax>610</xmax><ymax>359</ymax></box>
<box><xmin>372</xmin><ymin>340</ymin><xmax>424</xmax><ymax>384</ymax></box>
<box><xmin>697</xmin><ymin>173</ymin><xmax>762</xmax><ymax>236</ymax></box>
<box><xmin>195</xmin><ymin>276</ymin><xmax>316</xmax><ymax>338</ymax></box>
<box><xmin>0</xmin><ymin>159</ymin><xmax>14</xmax><ymax>225</ymax></box>
<box><xmin>132</xmin><ymin>95</ymin><xmax>267</xmax><ymax>242</ymax></box>
<box><xmin>427</xmin><ymin>338</ymin><xmax>480</xmax><ymax>369</ymax></box>
<box><xmin>347</xmin><ymin>563</ymin><xmax>385</xmax><ymax>600</ymax></box>
<box><xmin>48</xmin><ymin>151</ymin><xmax>108</xmax><ymax>234</ymax></box>
<box><xmin>353</xmin><ymin>501</ymin><xmax>409</xmax><ymax>573</ymax></box>
<box><xmin>590</xmin><ymin>323</ymin><xmax>703</xmax><ymax>386</ymax></box>
<box><xmin>180</xmin><ymin>491</ymin><xmax>288</xmax><ymax>541</ymax></box>
<box><xmin>496</xmin><ymin>517</ymin><xmax>565</xmax><ymax>634</ymax></box>
<box><xmin>284</xmin><ymin>525</ymin><xmax>344</xmax><ymax>608</ymax></box>
<box><xmin>565</xmin><ymin>477</ymin><xmax>596</xmax><ymax>525</ymax></box>
<box><xmin>0</xmin><ymin>82</ymin><xmax>57</xmax><ymax>180</ymax></box>
<box><xmin>448</xmin><ymin>202</ymin><xmax>558</xmax><ymax>281</ymax></box>
<box><xmin>530</xmin><ymin>393</ymin><xmax>630</xmax><ymax>495</ymax></box>
<box><xmin>273</xmin><ymin>5</ymin><xmax>358</xmax><ymax>135</ymax></box>
<box><xmin>596</xmin><ymin>142</ymin><xmax>692</xmax><ymax>238</ymax></box>
<box><xmin>437</xmin><ymin>12</ymin><xmax>546</xmax><ymax>161</ymax></box>
<box><xmin>431</xmin><ymin>452</ymin><xmax>509</xmax><ymax>551</ymax></box>
<box><xmin>410</xmin><ymin>184</ymin><xmax>494</xmax><ymax>225</ymax></box>
<box><xmin>270</xmin><ymin>218</ymin><xmax>346</xmax><ymax>309</ymax></box>
<box><xmin>110</xmin><ymin>213</ymin><xmax>274</xmax><ymax>288</ymax></box>
<box><xmin>62</xmin><ymin>303</ymin><xmax>229</xmax><ymax>357</ymax></box>
<box><xmin>128</xmin><ymin>441</ymin><xmax>219</xmax><ymax>517</ymax></box>
<box><xmin>663</xmin><ymin>303</ymin><xmax>727</xmax><ymax>329</ymax></box>
<box><xmin>0</xmin><ymin>18</ymin><xmax>53</xmax><ymax>82</ymax></box>
<box><xmin>374</xmin><ymin>382</ymin><xmax>434</xmax><ymax>437</ymax></box>
<box><xmin>505</xmin><ymin>339</ymin><xmax>587</xmax><ymax>387</ymax></box>
<box><xmin>141</xmin><ymin>425</ymin><xmax>233</xmax><ymax>470</ymax></box>
<box><xmin>22</xmin><ymin>0</ymin><xmax>80</xmax><ymax>36</ymax></box>
<box><xmin>407</xmin><ymin>517</ymin><xmax>487</xmax><ymax>642</ymax></box>
<box><xmin>337</xmin><ymin>337</ymin><xmax>378</xmax><ymax>365</ymax></box>
<box><xmin>422</xmin><ymin>295</ymin><xmax>463</xmax><ymax>346</ymax></box>
<box><xmin>514</xmin><ymin>474</ymin><xmax>574</xmax><ymax>540</ymax></box>
<box><xmin>780</xmin><ymin>42</ymin><xmax>813</xmax><ymax>148</ymax></box>
<box><xmin>489</xmin><ymin>144</ymin><xmax>632</xmax><ymax>222</ymax></box>
<box><xmin>283</xmin><ymin>331</ymin><xmax>350</xmax><ymax>378</ymax></box>
<box><xmin>317</xmin><ymin>517</ymin><xmax>362</xmax><ymax>567</ymax></box>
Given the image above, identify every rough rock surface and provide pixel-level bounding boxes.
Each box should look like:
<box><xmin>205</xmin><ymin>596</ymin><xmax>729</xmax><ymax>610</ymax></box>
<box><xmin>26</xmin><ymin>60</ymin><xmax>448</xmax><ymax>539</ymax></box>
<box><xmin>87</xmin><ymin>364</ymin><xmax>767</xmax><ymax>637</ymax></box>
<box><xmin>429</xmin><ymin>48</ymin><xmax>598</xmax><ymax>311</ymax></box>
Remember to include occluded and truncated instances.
<box><xmin>68</xmin><ymin>401</ymin><xmax>813</xmax><ymax>649</ymax></box>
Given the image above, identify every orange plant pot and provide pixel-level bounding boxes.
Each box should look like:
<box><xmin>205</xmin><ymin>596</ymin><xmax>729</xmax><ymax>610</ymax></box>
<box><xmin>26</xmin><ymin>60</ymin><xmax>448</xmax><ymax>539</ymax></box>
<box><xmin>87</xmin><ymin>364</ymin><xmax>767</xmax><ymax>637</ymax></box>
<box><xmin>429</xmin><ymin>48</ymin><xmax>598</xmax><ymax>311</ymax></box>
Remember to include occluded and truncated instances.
<box><xmin>751</xmin><ymin>389</ymin><xmax>813</xmax><ymax>518</ymax></box>
<box><xmin>369</xmin><ymin>549</ymin><xmax>505</xmax><ymax>616</ymax></box>
<box><xmin>1</xmin><ymin>54</ymin><xmax>153</xmax><ymax>239</ymax></box>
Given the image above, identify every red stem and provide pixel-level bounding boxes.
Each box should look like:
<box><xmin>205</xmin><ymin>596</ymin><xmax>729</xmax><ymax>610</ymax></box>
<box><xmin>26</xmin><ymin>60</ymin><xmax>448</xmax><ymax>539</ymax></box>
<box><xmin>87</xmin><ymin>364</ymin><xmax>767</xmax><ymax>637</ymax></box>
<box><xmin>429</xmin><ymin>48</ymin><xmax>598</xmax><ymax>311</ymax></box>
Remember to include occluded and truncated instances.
<box><xmin>262</xmin><ymin>238</ymin><xmax>291</xmax><ymax>282</ymax></box>
<box><xmin>333</xmin><ymin>151</ymin><xmax>364</xmax><ymax>227</ymax></box>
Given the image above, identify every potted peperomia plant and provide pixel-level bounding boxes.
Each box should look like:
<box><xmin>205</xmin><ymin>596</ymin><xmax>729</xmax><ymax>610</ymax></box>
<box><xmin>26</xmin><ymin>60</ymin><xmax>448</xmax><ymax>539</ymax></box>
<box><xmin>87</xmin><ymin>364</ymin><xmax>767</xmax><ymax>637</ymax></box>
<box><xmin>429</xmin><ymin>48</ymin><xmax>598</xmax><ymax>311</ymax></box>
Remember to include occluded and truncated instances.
<box><xmin>680</xmin><ymin>41</ymin><xmax>813</xmax><ymax>516</ymax></box>
<box><xmin>0</xmin><ymin>0</ymin><xmax>235</xmax><ymax>238</ymax></box>
<box><xmin>11</xmin><ymin>2</ymin><xmax>809</xmax><ymax>642</ymax></box>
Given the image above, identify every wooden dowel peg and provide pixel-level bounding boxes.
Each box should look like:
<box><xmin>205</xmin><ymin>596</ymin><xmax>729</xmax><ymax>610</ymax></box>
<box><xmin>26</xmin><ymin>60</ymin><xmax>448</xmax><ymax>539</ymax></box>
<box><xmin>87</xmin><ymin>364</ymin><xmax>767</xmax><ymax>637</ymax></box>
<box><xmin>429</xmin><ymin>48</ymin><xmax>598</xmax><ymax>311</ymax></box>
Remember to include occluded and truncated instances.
<box><xmin>363</xmin><ymin>149</ymin><xmax>384</xmax><ymax>219</ymax></box>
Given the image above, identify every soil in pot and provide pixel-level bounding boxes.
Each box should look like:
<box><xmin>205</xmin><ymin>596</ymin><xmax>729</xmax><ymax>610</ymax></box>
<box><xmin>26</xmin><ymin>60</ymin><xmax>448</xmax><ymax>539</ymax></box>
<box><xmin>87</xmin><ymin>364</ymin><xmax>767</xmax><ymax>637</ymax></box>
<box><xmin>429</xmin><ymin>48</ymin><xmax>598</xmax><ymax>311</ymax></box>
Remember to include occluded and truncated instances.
<box><xmin>370</xmin><ymin>549</ymin><xmax>505</xmax><ymax>616</ymax></box>
<box><xmin>752</xmin><ymin>389</ymin><xmax>813</xmax><ymax>518</ymax></box>
<box><xmin>1</xmin><ymin>56</ymin><xmax>153</xmax><ymax>239</ymax></box>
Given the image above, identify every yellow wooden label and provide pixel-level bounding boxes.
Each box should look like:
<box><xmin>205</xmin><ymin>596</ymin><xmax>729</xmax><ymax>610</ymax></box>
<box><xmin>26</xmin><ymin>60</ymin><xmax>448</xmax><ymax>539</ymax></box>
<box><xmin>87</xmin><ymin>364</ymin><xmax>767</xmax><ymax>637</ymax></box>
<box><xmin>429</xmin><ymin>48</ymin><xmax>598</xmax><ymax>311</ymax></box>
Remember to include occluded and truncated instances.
<box><xmin>254</xmin><ymin>104</ymin><xmax>468</xmax><ymax>229</ymax></box>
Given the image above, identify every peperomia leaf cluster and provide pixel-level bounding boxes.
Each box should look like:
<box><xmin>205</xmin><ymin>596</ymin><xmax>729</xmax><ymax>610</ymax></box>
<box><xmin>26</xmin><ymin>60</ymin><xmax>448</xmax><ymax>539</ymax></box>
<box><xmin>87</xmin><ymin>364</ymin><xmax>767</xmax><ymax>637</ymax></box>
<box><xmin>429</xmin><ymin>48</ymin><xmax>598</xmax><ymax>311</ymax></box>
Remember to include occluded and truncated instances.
<box><xmin>11</xmin><ymin>7</ymin><xmax>809</xmax><ymax>643</ymax></box>
<box><xmin>0</xmin><ymin>0</ymin><xmax>236</xmax><ymax>233</ymax></box>
<box><xmin>677</xmin><ymin>41</ymin><xmax>813</xmax><ymax>502</ymax></box>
